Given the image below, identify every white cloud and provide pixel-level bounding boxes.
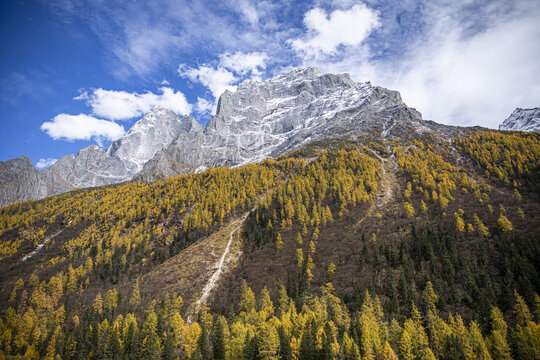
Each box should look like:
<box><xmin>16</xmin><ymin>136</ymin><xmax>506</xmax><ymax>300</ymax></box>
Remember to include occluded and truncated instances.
<box><xmin>112</xmin><ymin>27</ymin><xmax>183</xmax><ymax>78</ymax></box>
<box><xmin>46</xmin><ymin>1</ymin><xmax>289</xmax><ymax>79</ymax></box>
<box><xmin>179</xmin><ymin>51</ymin><xmax>269</xmax><ymax>104</ymax></box>
<box><xmin>292</xmin><ymin>1</ymin><xmax>540</xmax><ymax>128</ymax></box>
<box><xmin>219</xmin><ymin>51</ymin><xmax>268</xmax><ymax>76</ymax></box>
<box><xmin>41</xmin><ymin>113</ymin><xmax>125</xmax><ymax>146</ymax></box>
<box><xmin>194</xmin><ymin>97</ymin><xmax>214</xmax><ymax>115</ymax></box>
<box><xmin>36</xmin><ymin>158</ymin><xmax>58</xmax><ymax>170</ymax></box>
<box><xmin>179</xmin><ymin>64</ymin><xmax>237</xmax><ymax>100</ymax></box>
<box><xmin>45</xmin><ymin>0</ymin><xmax>540</xmax><ymax>129</ymax></box>
<box><xmin>290</xmin><ymin>4</ymin><xmax>380</xmax><ymax>58</ymax></box>
<box><xmin>390</xmin><ymin>3</ymin><xmax>540</xmax><ymax>128</ymax></box>
<box><xmin>229</xmin><ymin>0</ymin><xmax>260</xmax><ymax>26</ymax></box>
<box><xmin>75</xmin><ymin>87</ymin><xmax>192</xmax><ymax>121</ymax></box>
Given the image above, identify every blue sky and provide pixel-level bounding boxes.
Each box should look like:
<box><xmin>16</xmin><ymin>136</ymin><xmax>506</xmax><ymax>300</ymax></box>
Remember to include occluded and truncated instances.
<box><xmin>1</xmin><ymin>0</ymin><xmax>539</xmax><ymax>168</ymax></box>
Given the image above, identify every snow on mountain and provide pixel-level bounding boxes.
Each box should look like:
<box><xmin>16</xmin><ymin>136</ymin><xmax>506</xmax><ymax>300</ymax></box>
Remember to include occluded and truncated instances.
<box><xmin>2</xmin><ymin>67</ymin><xmax>439</xmax><ymax>206</ymax></box>
<box><xmin>138</xmin><ymin>67</ymin><xmax>425</xmax><ymax>180</ymax></box>
<box><xmin>499</xmin><ymin>107</ymin><xmax>540</xmax><ymax>132</ymax></box>
<box><xmin>0</xmin><ymin>107</ymin><xmax>202</xmax><ymax>207</ymax></box>
<box><xmin>107</xmin><ymin>107</ymin><xmax>203</xmax><ymax>173</ymax></box>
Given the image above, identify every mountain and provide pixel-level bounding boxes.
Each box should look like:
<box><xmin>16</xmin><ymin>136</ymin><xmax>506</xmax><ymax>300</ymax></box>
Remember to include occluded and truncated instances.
<box><xmin>1</xmin><ymin>67</ymin><xmax>540</xmax><ymax>359</ymax></box>
<box><xmin>0</xmin><ymin>107</ymin><xmax>202</xmax><ymax>207</ymax></box>
<box><xmin>499</xmin><ymin>107</ymin><xmax>540</xmax><ymax>132</ymax></box>
<box><xmin>2</xmin><ymin>67</ymin><xmax>432</xmax><ymax>206</ymax></box>
<box><xmin>0</xmin><ymin>156</ymin><xmax>48</xmax><ymax>205</ymax></box>
<box><xmin>1</xmin><ymin>127</ymin><xmax>538</xmax><ymax>359</ymax></box>
<box><xmin>138</xmin><ymin>67</ymin><xmax>429</xmax><ymax>181</ymax></box>
<box><xmin>107</xmin><ymin>106</ymin><xmax>203</xmax><ymax>174</ymax></box>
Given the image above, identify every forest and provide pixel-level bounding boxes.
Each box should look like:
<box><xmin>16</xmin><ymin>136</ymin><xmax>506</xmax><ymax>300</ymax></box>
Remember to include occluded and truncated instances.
<box><xmin>0</xmin><ymin>130</ymin><xmax>539</xmax><ymax>359</ymax></box>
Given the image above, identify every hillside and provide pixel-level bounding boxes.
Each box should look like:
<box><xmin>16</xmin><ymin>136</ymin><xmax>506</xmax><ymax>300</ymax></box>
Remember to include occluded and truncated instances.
<box><xmin>0</xmin><ymin>130</ymin><xmax>539</xmax><ymax>359</ymax></box>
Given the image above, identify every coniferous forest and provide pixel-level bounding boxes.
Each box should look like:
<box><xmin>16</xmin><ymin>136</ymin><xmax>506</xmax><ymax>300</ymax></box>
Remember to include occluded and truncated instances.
<box><xmin>0</xmin><ymin>131</ymin><xmax>539</xmax><ymax>359</ymax></box>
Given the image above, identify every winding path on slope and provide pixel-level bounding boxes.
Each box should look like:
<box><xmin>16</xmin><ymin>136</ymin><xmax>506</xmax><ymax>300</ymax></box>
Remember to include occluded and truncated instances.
<box><xmin>21</xmin><ymin>229</ymin><xmax>63</xmax><ymax>262</ymax></box>
<box><xmin>188</xmin><ymin>212</ymin><xmax>249</xmax><ymax>320</ymax></box>
<box><xmin>354</xmin><ymin>148</ymin><xmax>399</xmax><ymax>228</ymax></box>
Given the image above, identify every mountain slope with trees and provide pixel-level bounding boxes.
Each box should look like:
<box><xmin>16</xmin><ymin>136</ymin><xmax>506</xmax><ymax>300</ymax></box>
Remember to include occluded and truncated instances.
<box><xmin>0</xmin><ymin>130</ymin><xmax>539</xmax><ymax>359</ymax></box>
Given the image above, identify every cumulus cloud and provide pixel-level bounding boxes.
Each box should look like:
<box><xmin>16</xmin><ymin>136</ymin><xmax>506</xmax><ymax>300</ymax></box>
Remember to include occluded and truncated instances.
<box><xmin>194</xmin><ymin>97</ymin><xmax>214</xmax><ymax>115</ymax></box>
<box><xmin>179</xmin><ymin>51</ymin><xmax>269</xmax><ymax>113</ymax></box>
<box><xmin>290</xmin><ymin>4</ymin><xmax>380</xmax><ymax>58</ymax></box>
<box><xmin>41</xmin><ymin>114</ymin><xmax>125</xmax><ymax>146</ymax></box>
<box><xmin>36</xmin><ymin>158</ymin><xmax>58</xmax><ymax>170</ymax></box>
<box><xmin>291</xmin><ymin>1</ymin><xmax>540</xmax><ymax>128</ymax></box>
<box><xmin>179</xmin><ymin>64</ymin><xmax>237</xmax><ymax>101</ymax></box>
<box><xmin>75</xmin><ymin>87</ymin><xmax>192</xmax><ymax>121</ymax></box>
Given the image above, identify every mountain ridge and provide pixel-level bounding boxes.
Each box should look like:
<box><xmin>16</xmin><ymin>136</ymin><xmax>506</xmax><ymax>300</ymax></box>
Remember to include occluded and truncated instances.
<box><xmin>0</xmin><ymin>108</ymin><xmax>202</xmax><ymax>207</ymax></box>
<box><xmin>499</xmin><ymin>107</ymin><xmax>540</xmax><ymax>132</ymax></box>
<box><xmin>0</xmin><ymin>67</ymin><xmax>483</xmax><ymax>207</ymax></box>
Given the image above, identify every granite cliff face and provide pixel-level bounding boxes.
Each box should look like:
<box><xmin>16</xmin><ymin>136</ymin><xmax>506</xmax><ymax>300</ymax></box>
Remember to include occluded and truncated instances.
<box><xmin>2</xmin><ymin>67</ymin><xmax>430</xmax><ymax>207</ymax></box>
<box><xmin>0</xmin><ymin>157</ymin><xmax>48</xmax><ymax>206</ymax></box>
<box><xmin>0</xmin><ymin>108</ymin><xmax>202</xmax><ymax>207</ymax></box>
<box><xmin>107</xmin><ymin>107</ymin><xmax>203</xmax><ymax>173</ymax></box>
<box><xmin>138</xmin><ymin>68</ymin><xmax>425</xmax><ymax>180</ymax></box>
<box><xmin>499</xmin><ymin>107</ymin><xmax>540</xmax><ymax>132</ymax></box>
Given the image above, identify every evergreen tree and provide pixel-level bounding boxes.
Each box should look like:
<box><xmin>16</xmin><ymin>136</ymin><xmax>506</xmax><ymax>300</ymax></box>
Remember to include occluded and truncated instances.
<box><xmin>514</xmin><ymin>290</ymin><xmax>533</xmax><ymax>327</ymax></box>
<box><xmin>213</xmin><ymin>316</ymin><xmax>229</xmax><ymax>360</ymax></box>
<box><xmin>196</xmin><ymin>316</ymin><xmax>212</xmax><ymax>360</ymax></box>
<box><xmin>257</xmin><ymin>322</ymin><xmax>280</xmax><ymax>360</ymax></box>
<box><xmin>382</xmin><ymin>341</ymin><xmax>399</xmax><ymax>360</ymax></box>
<box><xmin>130</xmin><ymin>280</ymin><xmax>142</xmax><ymax>306</ymax></box>
<box><xmin>489</xmin><ymin>307</ymin><xmax>512</xmax><ymax>360</ymax></box>
<box><xmin>141</xmin><ymin>311</ymin><xmax>161</xmax><ymax>360</ymax></box>
<box><xmin>239</xmin><ymin>281</ymin><xmax>256</xmax><ymax>313</ymax></box>
<box><xmin>278</xmin><ymin>326</ymin><xmax>293</xmax><ymax>360</ymax></box>
<box><xmin>257</xmin><ymin>287</ymin><xmax>274</xmax><ymax>318</ymax></box>
<box><xmin>162</xmin><ymin>331</ymin><xmax>174</xmax><ymax>360</ymax></box>
<box><xmin>300</xmin><ymin>324</ymin><xmax>316</xmax><ymax>360</ymax></box>
<box><xmin>443</xmin><ymin>334</ymin><xmax>466</xmax><ymax>360</ymax></box>
<box><xmin>399</xmin><ymin>329</ymin><xmax>414</xmax><ymax>360</ymax></box>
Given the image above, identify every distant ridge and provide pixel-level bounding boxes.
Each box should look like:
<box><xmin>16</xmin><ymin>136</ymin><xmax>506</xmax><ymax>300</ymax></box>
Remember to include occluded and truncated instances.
<box><xmin>499</xmin><ymin>107</ymin><xmax>540</xmax><ymax>132</ymax></box>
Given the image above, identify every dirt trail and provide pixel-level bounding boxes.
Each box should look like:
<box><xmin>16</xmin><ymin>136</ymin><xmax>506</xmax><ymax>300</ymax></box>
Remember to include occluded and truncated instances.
<box><xmin>354</xmin><ymin>148</ymin><xmax>399</xmax><ymax>228</ymax></box>
<box><xmin>187</xmin><ymin>212</ymin><xmax>249</xmax><ymax>320</ymax></box>
<box><xmin>21</xmin><ymin>230</ymin><xmax>63</xmax><ymax>262</ymax></box>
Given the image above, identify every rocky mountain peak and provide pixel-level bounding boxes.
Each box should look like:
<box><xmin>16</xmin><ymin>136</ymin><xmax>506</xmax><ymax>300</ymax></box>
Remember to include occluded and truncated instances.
<box><xmin>0</xmin><ymin>156</ymin><xmax>47</xmax><ymax>207</ymax></box>
<box><xmin>499</xmin><ymin>107</ymin><xmax>540</xmax><ymax>132</ymax></box>
<box><xmin>2</xmin><ymin>68</ymin><xmax>435</xmax><ymax>207</ymax></box>
<box><xmin>275</xmin><ymin>66</ymin><xmax>322</xmax><ymax>81</ymax></box>
<box><xmin>140</xmin><ymin>67</ymin><xmax>426</xmax><ymax>182</ymax></box>
<box><xmin>206</xmin><ymin>67</ymin><xmax>373</xmax><ymax>136</ymax></box>
<box><xmin>107</xmin><ymin>107</ymin><xmax>203</xmax><ymax>173</ymax></box>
